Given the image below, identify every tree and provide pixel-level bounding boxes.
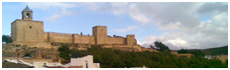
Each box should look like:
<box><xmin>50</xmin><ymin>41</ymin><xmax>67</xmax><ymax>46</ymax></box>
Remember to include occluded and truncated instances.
<box><xmin>58</xmin><ymin>44</ymin><xmax>71</xmax><ymax>61</ymax></box>
<box><xmin>178</xmin><ymin>49</ymin><xmax>205</xmax><ymax>57</ymax></box>
<box><xmin>69</xmin><ymin>45</ymin><xmax>227</xmax><ymax>68</ymax></box>
<box><xmin>154</xmin><ymin>41</ymin><xmax>171</xmax><ymax>53</ymax></box>
<box><xmin>150</xmin><ymin>45</ymin><xmax>157</xmax><ymax>50</ymax></box>
<box><xmin>190</xmin><ymin>50</ymin><xmax>205</xmax><ymax>57</ymax></box>
<box><xmin>2</xmin><ymin>35</ymin><xmax>13</xmax><ymax>44</ymax></box>
<box><xmin>178</xmin><ymin>49</ymin><xmax>190</xmax><ymax>54</ymax></box>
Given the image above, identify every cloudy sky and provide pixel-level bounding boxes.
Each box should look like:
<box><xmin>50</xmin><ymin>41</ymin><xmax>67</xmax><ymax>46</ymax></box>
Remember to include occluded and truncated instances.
<box><xmin>2</xmin><ymin>2</ymin><xmax>228</xmax><ymax>50</ymax></box>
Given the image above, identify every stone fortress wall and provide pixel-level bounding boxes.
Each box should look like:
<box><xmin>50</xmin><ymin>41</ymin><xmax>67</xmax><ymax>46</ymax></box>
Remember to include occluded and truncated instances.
<box><xmin>46</xmin><ymin>32</ymin><xmax>73</xmax><ymax>43</ymax></box>
<box><xmin>107</xmin><ymin>36</ymin><xmax>126</xmax><ymax>45</ymax></box>
<box><xmin>42</xmin><ymin>31</ymin><xmax>135</xmax><ymax>46</ymax></box>
<box><xmin>44</xmin><ymin>32</ymin><xmax>96</xmax><ymax>44</ymax></box>
<box><xmin>11</xmin><ymin>6</ymin><xmax>138</xmax><ymax>49</ymax></box>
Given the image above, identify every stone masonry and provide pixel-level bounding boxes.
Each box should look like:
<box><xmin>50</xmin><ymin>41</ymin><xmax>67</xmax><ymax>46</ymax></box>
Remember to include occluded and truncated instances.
<box><xmin>11</xmin><ymin>6</ymin><xmax>140</xmax><ymax>50</ymax></box>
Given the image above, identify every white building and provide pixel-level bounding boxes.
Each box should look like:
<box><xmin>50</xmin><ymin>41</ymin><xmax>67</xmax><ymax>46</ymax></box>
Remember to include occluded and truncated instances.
<box><xmin>43</xmin><ymin>55</ymin><xmax>100</xmax><ymax>68</ymax></box>
<box><xmin>4</xmin><ymin>55</ymin><xmax>100</xmax><ymax>68</ymax></box>
<box><xmin>204</xmin><ymin>55</ymin><xmax>220</xmax><ymax>59</ymax></box>
<box><xmin>69</xmin><ymin>55</ymin><xmax>100</xmax><ymax>68</ymax></box>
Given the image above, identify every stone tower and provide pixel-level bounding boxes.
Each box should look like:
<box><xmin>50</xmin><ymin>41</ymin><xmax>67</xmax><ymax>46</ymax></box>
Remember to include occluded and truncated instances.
<box><xmin>93</xmin><ymin>26</ymin><xmax>107</xmax><ymax>45</ymax></box>
<box><xmin>126</xmin><ymin>35</ymin><xmax>136</xmax><ymax>46</ymax></box>
<box><xmin>11</xmin><ymin>6</ymin><xmax>44</xmax><ymax>44</ymax></box>
<box><xmin>22</xmin><ymin>6</ymin><xmax>33</xmax><ymax>20</ymax></box>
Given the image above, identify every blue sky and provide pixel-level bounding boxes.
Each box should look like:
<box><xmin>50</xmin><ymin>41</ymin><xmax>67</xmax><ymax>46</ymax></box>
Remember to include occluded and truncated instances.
<box><xmin>2</xmin><ymin>2</ymin><xmax>228</xmax><ymax>50</ymax></box>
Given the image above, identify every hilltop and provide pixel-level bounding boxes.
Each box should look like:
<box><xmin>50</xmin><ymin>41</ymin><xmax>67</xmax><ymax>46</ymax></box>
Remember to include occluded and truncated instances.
<box><xmin>202</xmin><ymin>46</ymin><xmax>228</xmax><ymax>55</ymax></box>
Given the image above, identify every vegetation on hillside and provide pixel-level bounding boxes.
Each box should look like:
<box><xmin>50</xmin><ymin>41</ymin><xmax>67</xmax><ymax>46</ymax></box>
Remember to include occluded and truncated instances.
<box><xmin>178</xmin><ymin>49</ymin><xmax>205</xmax><ymax>56</ymax></box>
<box><xmin>178</xmin><ymin>45</ymin><xmax>228</xmax><ymax>56</ymax></box>
<box><xmin>68</xmin><ymin>45</ymin><xmax>227</xmax><ymax>68</ymax></box>
<box><xmin>58</xmin><ymin>44</ymin><xmax>71</xmax><ymax>63</ymax></box>
<box><xmin>150</xmin><ymin>41</ymin><xmax>171</xmax><ymax>53</ymax></box>
<box><xmin>203</xmin><ymin>46</ymin><xmax>228</xmax><ymax>55</ymax></box>
<box><xmin>2</xmin><ymin>35</ymin><xmax>13</xmax><ymax>44</ymax></box>
<box><xmin>56</xmin><ymin>41</ymin><xmax>227</xmax><ymax>68</ymax></box>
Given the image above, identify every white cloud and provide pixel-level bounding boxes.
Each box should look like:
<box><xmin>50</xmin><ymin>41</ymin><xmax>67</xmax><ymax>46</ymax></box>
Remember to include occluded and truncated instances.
<box><xmin>47</xmin><ymin>14</ymin><xmax>61</xmax><ymax>21</ymax></box>
<box><xmin>46</xmin><ymin>10</ymin><xmax>79</xmax><ymax>21</ymax></box>
<box><xmin>139</xmin><ymin>41</ymin><xmax>154</xmax><ymax>47</ymax></box>
<box><xmin>114</xmin><ymin>25</ymin><xmax>138</xmax><ymax>33</ymax></box>
<box><xmin>88</xmin><ymin>2</ymin><xmax>227</xmax><ymax>50</ymax></box>
<box><xmin>25</xmin><ymin>2</ymin><xmax>81</xmax><ymax>21</ymax></box>
<box><xmin>139</xmin><ymin>32</ymin><xmax>194</xmax><ymax>50</ymax></box>
<box><xmin>111</xmin><ymin>2</ymin><xmax>129</xmax><ymax>15</ymax></box>
<box><xmin>159</xmin><ymin>21</ymin><xmax>181</xmax><ymax>30</ymax></box>
<box><xmin>110</xmin><ymin>3</ymin><xmax>150</xmax><ymax>25</ymax></box>
<box><xmin>130</xmin><ymin>14</ymin><xmax>150</xmax><ymax>25</ymax></box>
<box><xmin>120</xmin><ymin>3</ymin><xmax>228</xmax><ymax>50</ymax></box>
<box><xmin>167</xmin><ymin>38</ymin><xmax>188</xmax><ymax>47</ymax></box>
<box><xmin>26</xmin><ymin>2</ymin><xmax>76</xmax><ymax>10</ymax></box>
<box><xmin>24</xmin><ymin>2</ymin><xmax>228</xmax><ymax>50</ymax></box>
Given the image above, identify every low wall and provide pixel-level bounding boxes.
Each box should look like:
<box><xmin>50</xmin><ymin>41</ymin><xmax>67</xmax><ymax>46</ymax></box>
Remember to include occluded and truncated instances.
<box><xmin>106</xmin><ymin>37</ymin><xmax>125</xmax><ymax>45</ymax></box>
<box><xmin>47</xmin><ymin>33</ymin><xmax>96</xmax><ymax>44</ymax></box>
<box><xmin>52</xmin><ymin>33</ymin><xmax>73</xmax><ymax>43</ymax></box>
<box><xmin>74</xmin><ymin>35</ymin><xmax>95</xmax><ymax>44</ymax></box>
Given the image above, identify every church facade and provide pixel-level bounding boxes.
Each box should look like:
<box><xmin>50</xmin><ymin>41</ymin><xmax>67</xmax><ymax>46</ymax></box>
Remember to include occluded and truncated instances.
<box><xmin>11</xmin><ymin>6</ymin><xmax>140</xmax><ymax>49</ymax></box>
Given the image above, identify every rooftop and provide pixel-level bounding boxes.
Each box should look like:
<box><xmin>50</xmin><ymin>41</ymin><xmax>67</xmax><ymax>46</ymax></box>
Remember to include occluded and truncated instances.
<box><xmin>22</xmin><ymin>5</ymin><xmax>32</xmax><ymax>12</ymax></box>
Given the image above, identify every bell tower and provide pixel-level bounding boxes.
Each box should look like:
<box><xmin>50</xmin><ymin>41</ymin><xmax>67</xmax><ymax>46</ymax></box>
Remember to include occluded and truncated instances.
<box><xmin>11</xmin><ymin>5</ymin><xmax>44</xmax><ymax>44</ymax></box>
<box><xmin>22</xmin><ymin>5</ymin><xmax>33</xmax><ymax>20</ymax></box>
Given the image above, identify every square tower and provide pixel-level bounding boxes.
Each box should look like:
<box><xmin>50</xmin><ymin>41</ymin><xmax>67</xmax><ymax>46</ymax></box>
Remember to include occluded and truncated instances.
<box><xmin>93</xmin><ymin>26</ymin><xmax>107</xmax><ymax>45</ymax></box>
<box><xmin>11</xmin><ymin>6</ymin><xmax>44</xmax><ymax>43</ymax></box>
<box><xmin>126</xmin><ymin>35</ymin><xmax>137</xmax><ymax>46</ymax></box>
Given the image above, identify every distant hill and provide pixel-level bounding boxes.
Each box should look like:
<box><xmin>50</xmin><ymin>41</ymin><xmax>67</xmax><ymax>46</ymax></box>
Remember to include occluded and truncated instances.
<box><xmin>202</xmin><ymin>46</ymin><xmax>228</xmax><ymax>55</ymax></box>
<box><xmin>176</xmin><ymin>46</ymin><xmax>228</xmax><ymax>56</ymax></box>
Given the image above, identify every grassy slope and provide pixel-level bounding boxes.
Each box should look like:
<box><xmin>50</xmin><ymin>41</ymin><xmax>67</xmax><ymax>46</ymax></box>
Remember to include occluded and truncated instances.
<box><xmin>202</xmin><ymin>46</ymin><xmax>228</xmax><ymax>55</ymax></box>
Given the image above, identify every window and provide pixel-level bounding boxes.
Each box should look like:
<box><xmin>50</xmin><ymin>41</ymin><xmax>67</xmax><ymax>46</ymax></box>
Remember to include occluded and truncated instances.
<box><xmin>101</xmin><ymin>29</ymin><xmax>103</xmax><ymax>31</ymax></box>
<box><xmin>26</xmin><ymin>13</ymin><xmax>30</xmax><ymax>18</ymax></box>
<box><xmin>29</xmin><ymin>26</ymin><xmax>32</xmax><ymax>29</ymax></box>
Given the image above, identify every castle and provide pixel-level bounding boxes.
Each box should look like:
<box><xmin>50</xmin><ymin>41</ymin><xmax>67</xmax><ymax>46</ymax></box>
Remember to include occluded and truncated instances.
<box><xmin>11</xmin><ymin>6</ymin><xmax>145</xmax><ymax>51</ymax></box>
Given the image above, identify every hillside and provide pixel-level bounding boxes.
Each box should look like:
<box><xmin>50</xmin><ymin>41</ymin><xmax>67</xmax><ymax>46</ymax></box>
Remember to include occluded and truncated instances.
<box><xmin>2</xmin><ymin>43</ymin><xmax>228</xmax><ymax>68</ymax></box>
<box><xmin>69</xmin><ymin>45</ymin><xmax>228</xmax><ymax>68</ymax></box>
<box><xmin>177</xmin><ymin>46</ymin><xmax>228</xmax><ymax>56</ymax></box>
<box><xmin>202</xmin><ymin>46</ymin><xmax>228</xmax><ymax>55</ymax></box>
